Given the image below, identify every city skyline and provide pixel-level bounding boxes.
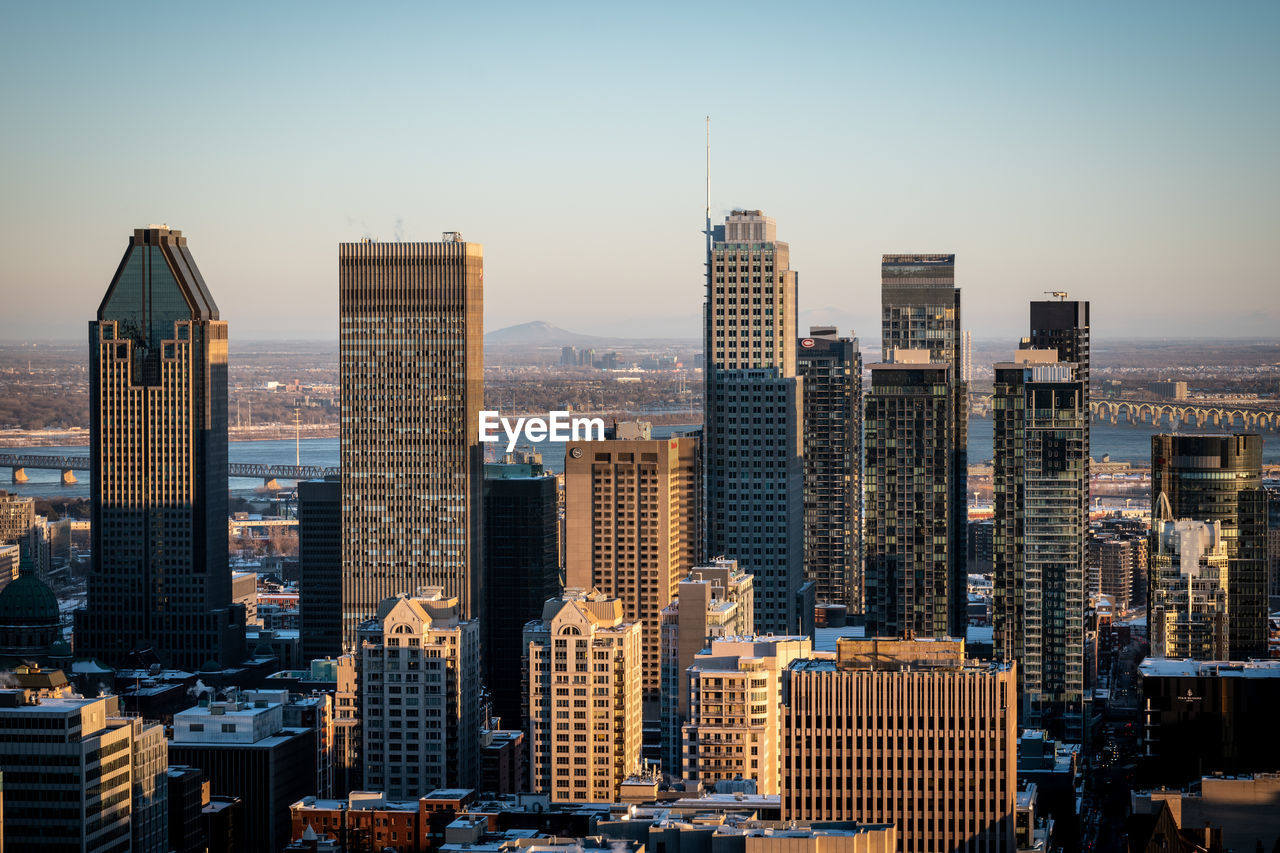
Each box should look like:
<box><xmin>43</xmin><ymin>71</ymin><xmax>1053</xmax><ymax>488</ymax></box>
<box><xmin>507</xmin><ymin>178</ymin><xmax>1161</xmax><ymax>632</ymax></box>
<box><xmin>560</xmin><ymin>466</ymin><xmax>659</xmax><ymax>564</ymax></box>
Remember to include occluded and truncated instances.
<box><xmin>1</xmin><ymin>3</ymin><xmax>1278</xmax><ymax>343</ymax></box>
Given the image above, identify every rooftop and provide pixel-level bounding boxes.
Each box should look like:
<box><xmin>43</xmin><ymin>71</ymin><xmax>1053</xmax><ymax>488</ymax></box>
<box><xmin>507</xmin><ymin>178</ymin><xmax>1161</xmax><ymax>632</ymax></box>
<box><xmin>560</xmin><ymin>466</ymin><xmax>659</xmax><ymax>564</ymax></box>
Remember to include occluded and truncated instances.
<box><xmin>1139</xmin><ymin>658</ymin><xmax>1280</xmax><ymax>678</ymax></box>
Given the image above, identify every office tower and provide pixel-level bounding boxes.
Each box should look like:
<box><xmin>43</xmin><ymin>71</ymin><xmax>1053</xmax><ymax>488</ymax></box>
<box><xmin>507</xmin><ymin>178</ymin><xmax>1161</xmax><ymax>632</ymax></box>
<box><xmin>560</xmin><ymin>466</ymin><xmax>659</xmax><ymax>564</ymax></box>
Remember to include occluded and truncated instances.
<box><xmin>169</xmin><ymin>691</ymin><xmax>318</xmax><ymax>852</ymax></box>
<box><xmin>796</xmin><ymin>327</ymin><xmax>863</xmax><ymax>611</ymax></box>
<box><xmin>484</xmin><ymin>461</ymin><xmax>561</xmax><ymax>730</ymax></box>
<box><xmin>124</xmin><ymin>715</ymin><xmax>171</xmax><ymax>853</ymax></box>
<box><xmin>962</xmin><ymin>330</ymin><xmax>973</xmax><ymax>383</ymax></box>
<box><xmin>682</xmin><ymin>635</ymin><xmax>811</xmax><ymax>794</ymax></box>
<box><xmin>0</xmin><ymin>490</ymin><xmax>35</xmax><ymax>545</ymax></box>
<box><xmin>565</xmin><ymin>430</ymin><xmax>699</xmax><ymax>725</ymax></box>
<box><xmin>0</xmin><ymin>690</ymin><xmax>145</xmax><ymax>852</ymax></box>
<box><xmin>659</xmin><ymin>558</ymin><xmax>754</xmax><ymax>773</ymax></box>
<box><xmin>1088</xmin><ymin>533</ymin><xmax>1148</xmax><ymax>610</ymax></box>
<box><xmin>75</xmin><ymin>226</ymin><xmax>245</xmax><ymax>671</ymax></box>
<box><xmin>1152</xmin><ymin>434</ymin><xmax>1267</xmax><ymax>658</ymax></box>
<box><xmin>704</xmin><ymin>210</ymin><xmax>809</xmax><ymax>635</ymax></box>
<box><xmin>992</xmin><ymin>350</ymin><xmax>1088</xmax><ymax>738</ymax></box>
<box><xmin>357</xmin><ymin>589</ymin><xmax>482</xmax><ymax>798</ymax></box>
<box><xmin>878</xmin><ymin>254</ymin><xmax>967</xmax><ymax>637</ymax></box>
<box><xmin>339</xmin><ymin>234</ymin><xmax>484</xmax><ymax>649</ymax></box>
<box><xmin>863</xmin><ymin>354</ymin><xmax>956</xmax><ymax>638</ymax></box>
<box><xmin>783</xmin><ymin>638</ymin><xmax>1017</xmax><ymax>853</ymax></box>
<box><xmin>299</xmin><ymin>475</ymin><xmax>342</xmax><ymax>661</ymax></box>
<box><xmin>524</xmin><ymin>589</ymin><xmax>641</xmax><ymax>803</ymax></box>
<box><xmin>167</xmin><ymin>765</ymin><xmax>209</xmax><ymax>853</ymax></box>
<box><xmin>1149</xmin><ymin>518</ymin><xmax>1230</xmax><ymax>660</ymax></box>
<box><xmin>1268</xmin><ymin>487</ymin><xmax>1280</xmax><ymax>604</ymax></box>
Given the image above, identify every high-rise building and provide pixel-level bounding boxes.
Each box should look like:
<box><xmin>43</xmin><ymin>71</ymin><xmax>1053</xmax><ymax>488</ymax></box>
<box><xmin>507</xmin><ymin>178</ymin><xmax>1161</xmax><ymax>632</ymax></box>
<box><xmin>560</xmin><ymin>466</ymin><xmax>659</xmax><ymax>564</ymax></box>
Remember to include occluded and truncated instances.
<box><xmin>992</xmin><ymin>350</ymin><xmax>1088</xmax><ymax>738</ymax></box>
<box><xmin>339</xmin><ymin>235</ymin><xmax>483</xmax><ymax>649</ymax></box>
<box><xmin>299</xmin><ymin>475</ymin><xmax>342</xmax><ymax>661</ymax></box>
<box><xmin>1088</xmin><ymin>533</ymin><xmax>1148</xmax><ymax>611</ymax></box>
<box><xmin>76</xmin><ymin>226</ymin><xmax>245</xmax><ymax>670</ymax></box>
<box><xmin>681</xmin><ymin>635</ymin><xmax>810</xmax><ymax>794</ymax></box>
<box><xmin>863</xmin><ymin>353</ymin><xmax>957</xmax><ymax>638</ymax></box>
<box><xmin>565</xmin><ymin>430</ymin><xmax>699</xmax><ymax>724</ymax></box>
<box><xmin>796</xmin><ymin>327</ymin><xmax>863</xmax><ymax>611</ymax></box>
<box><xmin>659</xmin><ymin>558</ymin><xmax>754</xmax><ymax>773</ymax></box>
<box><xmin>523</xmin><ymin>589</ymin><xmax>641</xmax><ymax>803</ymax></box>
<box><xmin>1152</xmin><ymin>434</ymin><xmax>1267</xmax><ymax>658</ymax></box>
<box><xmin>783</xmin><ymin>638</ymin><xmax>1017</xmax><ymax>853</ymax></box>
<box><xmin>1028</xmin><ymin>299</ymin><xmax>1090</xmax><ymax>390</ymax></box>
<box><xmin>1149</xmin><ymin>518</ymin><xmax>1230</xmax><ymax>660</ymax></box>
<box><xmin>357</xmin><ymin>589</ymin><xmax>482</xmax><ymax>798</ymax></box>
<box><xmin>878</xmin><ymin>254</ymin><xmax>967</xmax><ymax>637</ymax></box>
<box><xmin>1267</xmin><ymin>487</ymin><xmax>1280</xmax><ymax>605</ymax></box>
<box><xmin>483</xmin><ymin>461</ymin><xmax>561</xmax><ymax>731</ymax></box>
<box><xmin>704</xmin><ymin>210</ymin><xmax>809</xmax><ymax>635</ymax></box>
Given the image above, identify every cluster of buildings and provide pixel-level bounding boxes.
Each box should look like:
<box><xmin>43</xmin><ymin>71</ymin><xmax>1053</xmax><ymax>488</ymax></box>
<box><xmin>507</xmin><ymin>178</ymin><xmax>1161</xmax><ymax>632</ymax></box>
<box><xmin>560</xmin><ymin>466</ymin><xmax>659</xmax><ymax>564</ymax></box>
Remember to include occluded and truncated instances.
<box><xmin>2</xmin><ymin>217</ymin><xmax>1279</xmax><ymax>851</ymax></box>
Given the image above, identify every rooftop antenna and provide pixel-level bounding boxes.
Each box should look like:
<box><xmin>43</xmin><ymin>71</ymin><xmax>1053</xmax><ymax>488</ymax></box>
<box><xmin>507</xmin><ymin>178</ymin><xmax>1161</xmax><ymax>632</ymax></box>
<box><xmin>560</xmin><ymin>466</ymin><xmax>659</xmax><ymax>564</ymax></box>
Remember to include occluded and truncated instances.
<box><xmin>1044</xmin><ymin>291</ymin><xmax>1069</xmax><ymax>301</ymax></box>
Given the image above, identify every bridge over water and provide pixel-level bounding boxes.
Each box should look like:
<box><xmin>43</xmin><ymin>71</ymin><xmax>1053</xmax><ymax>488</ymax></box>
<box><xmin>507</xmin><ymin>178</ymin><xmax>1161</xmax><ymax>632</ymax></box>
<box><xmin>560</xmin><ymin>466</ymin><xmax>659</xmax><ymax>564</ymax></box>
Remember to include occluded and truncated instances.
<box><xmin>0</xmin><ymin>453</ymin><xmax>338</xmax><ymax>487</ymax></box>
<box><xmin>969</xmin><ymin>394</ymin><xmax>1280</xmax><ymax>433</ymax></box>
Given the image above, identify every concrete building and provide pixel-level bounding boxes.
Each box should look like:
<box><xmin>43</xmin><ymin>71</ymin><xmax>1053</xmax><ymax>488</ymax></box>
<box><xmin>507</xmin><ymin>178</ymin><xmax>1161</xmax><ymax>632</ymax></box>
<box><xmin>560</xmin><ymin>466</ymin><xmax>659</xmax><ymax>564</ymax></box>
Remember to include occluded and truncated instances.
<box><xmin>595</xmin><ymin>808</ymin><xmax>898</xmax><ymax>853</ymax></box>
<box><xmin>796</xmin><ymin>327</ymin><xmax>863</xmax><ymax>611</ymax></box>
<box><xmin>358</xmin><ymin>589</ymin><xmax>483</xmax><ymax>798</ymax></box>
<box><xmin>1149</xmin><ymin>518</ymin><xmax>1230</xmax><ymax>660</ymax></box>
<box><xmin>704</xmin><ymin>210</ymin><xmax>808</xmax><ymax>636</ymax></box>
<box><xmin>1148</xmin><ymin>380</ymin><xmax>1189</xmax><ymax>400</ymax></box>
<box><xmin>1152</xmin><ymin>433</ymin><xmax>1268</xmax><ymax>658</ymax></box>
<box><xmin>682</xmin><ymin>636</ymin><xmax>811</xmax><ymax>795</ymax></box>
<box><xmin>565</xmin><ymin>431</ymin><xmax>699</xmax><ymax>728</ymax></box>
<box><xmin>167</xmin><ymin>765</ymin><xmax>208</xmax><ymax>853</ymax></box>
<box><xmin>168</xmin><ymin>691</ymin><xmax>318</xmax><ymax>852</ymax></box>
<box><xmin>864</xmin><ymin>354</ymin><xmax>959</xmax><ymax>639</ymax></box>
<box><xmin>879</xmin><ymin>254</ymin><xmax>968</xmax><ymax>638</ymax></box>
<box><xmin>340</xmin><ymin>235</ymin><xmax>484</xmax><ymax>648</ymax></box>
<box><xmin>289</xmin><ymin>789</ymin><xmax>478</xmax><ymax>853</ymax></box>
<box><xmin>300</xmin><ymin>475</ymin><xmax>342</xmax><ymax>661</ymax></box>
<box><xmin>524</xmin><ymin>589</ymin><xmax>642</xmax><ymax>802</ymax></box>
<box><xmin>483</xmin><ymin>729</ymin><xmax>526</xmax><ymax>795</ymax></box>
<box><xmin>1132</xmin><ymin>774</ymin><xmax>1280</xmax><ymax>852</ymax></box>
<box><xmin>0</xmin><ymin>690</ymin><xmax>136</xmax><ymax>852</ymax></box>
<box><xmin>77</xmin><ymin>225</ymin><xmax>246</xmax><ymax>670</ymax></box>
<box><xmin>993</xmin><ymin>350</ymin><xmax>1088</xmax><ymax>738</ymax></box>
<box><xmin>659</xmin><ymin>559</ymin><xmax>754</xmax><ymax>774</ymax></box>
<box><xmin>484</xmin><ymin>462</ymin><xmax>562</xmax><ymax>731</ymax></box>
<box><xmin>1088</xmin><ymin>532</ymin><xmax>1147</xmax><ymax>612</ymax></box>
<box><xmin>783</xmin><ymin>638</ymin><xmax>1017</xmax><ymax>853</ymax></box>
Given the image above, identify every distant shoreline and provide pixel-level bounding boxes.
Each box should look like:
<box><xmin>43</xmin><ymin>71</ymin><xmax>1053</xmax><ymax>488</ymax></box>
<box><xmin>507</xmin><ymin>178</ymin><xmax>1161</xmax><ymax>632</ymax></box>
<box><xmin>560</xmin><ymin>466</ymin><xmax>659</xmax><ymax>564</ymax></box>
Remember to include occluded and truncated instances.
<box><xmin>0</xmin><ymin>424</ymin><xmax>340</xmax><ymax>448</ymax></box>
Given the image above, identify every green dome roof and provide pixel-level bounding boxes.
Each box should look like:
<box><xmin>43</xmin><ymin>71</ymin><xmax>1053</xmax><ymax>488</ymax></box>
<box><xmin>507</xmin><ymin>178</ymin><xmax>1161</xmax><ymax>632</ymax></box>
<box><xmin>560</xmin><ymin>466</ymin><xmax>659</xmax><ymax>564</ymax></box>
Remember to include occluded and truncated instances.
<box><xmin>0</xmin><ymin>572</ymin><xmax>59</xmax><ymax>626</ymax></box>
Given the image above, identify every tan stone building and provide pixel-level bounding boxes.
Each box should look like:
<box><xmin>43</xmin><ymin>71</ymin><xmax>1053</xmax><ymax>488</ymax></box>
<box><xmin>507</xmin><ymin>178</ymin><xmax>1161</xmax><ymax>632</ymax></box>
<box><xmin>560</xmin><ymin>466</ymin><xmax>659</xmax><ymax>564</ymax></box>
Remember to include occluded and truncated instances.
<box><xmin>565</xmin><ymin>430</ymin><xmax>700</xmax><ymax>723</ymax></box>
<box><xmin>1149</xmin><ymin>518</ymin><xmax>1230</xmax><ymax>660</ymax></box>
<box><xmin>524</xmin><ymin>589</ymin><xmax>642</xmax><ymax>803</ymax></box>
<box><xmin>682</xmin><ymin>635</ymin><xmax>811</xmax><ymax>795</ymax></box>
<box><xmin>659</xmin><ymin>558</ymin><xmax>754</xmax><ymax>772</ymax></box>
<box><xmin>783</xmin><ymin>637</ymin><xmax>1017</xmax><ymax>853</ymax></box>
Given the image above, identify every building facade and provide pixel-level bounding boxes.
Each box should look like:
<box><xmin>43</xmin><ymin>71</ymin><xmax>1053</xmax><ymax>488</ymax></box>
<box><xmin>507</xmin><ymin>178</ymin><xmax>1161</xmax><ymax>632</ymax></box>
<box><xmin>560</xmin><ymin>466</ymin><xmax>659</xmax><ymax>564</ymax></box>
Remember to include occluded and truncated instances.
<box><xmin>484</xmin><ymin>462</ymin><xmax>562</xmax><ymax>731</ymax></box>
<box><xmin>357</xmin><ymin>589</ymin><xmax>482</xmax><ymax>799</ymax></box>
<box><xmin>77</xmin><ymin>226</ymin><xmax>246</xmax><ymax>670</ymax></box>
<box><xmin>299</xmin><ymin>475</ymin><xmax>342</xmax><ymax>661</ymax></box>
<box><xmin>681</xmin><ymin>636</ymin><xmax>811</xmax><ymax>794</ymax></box>
<box><xmin>565</xmin><ymin>432</ymin><xmax>699</xmax><ymax>722</ymax></box>
<box><xmin>1088</xmin><ymin>533</ymin><xmax>1148</xmax><ymax>611</ymax></box>
<box><xmin>339</xmin><ymin>235</ymin><xmax>484</xmax><ymax>648</ymax></box>
<box><xmin>1151</xmin><ymin>434</ymin><xmax>1267</xmax><ymax>658</ymax></box>
<box><xmin>879</xmin><ymin>254</ymin><xmax>967</xmax><ymax>637</ymax></box>
<box><xmin>783</xmin><ymin>638</ymin><xmax>1017</xmax><ymax>853</ymax></box>
<box><xmin>524</xmin><ymin>589</ymin><xmax>642</xmax><ymax>802</ymax></box>
<box><xmin>704</xmin><ymin>210</ymin><xmax>808</xmax><ymax>635</ymax></box>
<box><xmin>796</xmin><ymin>327</ymin><xmax>863</xmax><ymax>611</ymax></box>
<box><xmin>864</xmin><ymin>356</ymin><xmax>957</xmax><ymax>639</ymax></box>
<box><xmin>992</xmin><ymin>351</ymin><xmax>1088</xmax><ymax>738</ymax></box>
<box><xmin>1149</xmin><ymin>518</ymin><xmax>1230</xmax><ymax>660</ymax></box>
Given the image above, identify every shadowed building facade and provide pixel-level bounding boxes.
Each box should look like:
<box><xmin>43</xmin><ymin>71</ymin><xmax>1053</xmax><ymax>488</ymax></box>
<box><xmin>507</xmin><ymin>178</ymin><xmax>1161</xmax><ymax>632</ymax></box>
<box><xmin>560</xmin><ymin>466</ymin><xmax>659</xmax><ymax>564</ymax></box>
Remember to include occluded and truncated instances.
<box><xmin>76</xmin><ymin>226</ymin><xmax>245</xmax><ymax>670</ymax></box>
<box><xmin>339</xmin><ymin>235</ymin><xmax>484</xmax><ymax>649</ymax></box>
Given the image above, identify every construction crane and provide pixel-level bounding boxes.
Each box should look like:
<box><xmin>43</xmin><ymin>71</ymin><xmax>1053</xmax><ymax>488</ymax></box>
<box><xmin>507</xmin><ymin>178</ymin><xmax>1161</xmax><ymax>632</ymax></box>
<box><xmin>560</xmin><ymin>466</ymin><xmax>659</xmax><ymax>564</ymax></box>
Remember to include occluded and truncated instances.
<box><xmin>1044</xmin><ymin>291</ymin><xmax>1069</xmax><ymax>301</ymax></box>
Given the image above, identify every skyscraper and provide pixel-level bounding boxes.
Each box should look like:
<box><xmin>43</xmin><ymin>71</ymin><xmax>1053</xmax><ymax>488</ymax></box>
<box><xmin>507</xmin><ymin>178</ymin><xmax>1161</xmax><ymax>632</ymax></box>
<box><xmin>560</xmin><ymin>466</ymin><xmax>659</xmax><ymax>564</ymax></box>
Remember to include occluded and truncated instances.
<box><xmin>993</xmin><ymin>349</ymin><xmax>1088</xmax><ymax>738</ymax></box>
<box><xmin>299</xmin><ymin>475</ymin><xmax>342</xmax><ymax>662</ymax></box>
<box><xmin>796</xmin><ymin>327</ymin><xmax>863</xmax><ymax>611</ymax></box>
<box><xmin>864</xmin><ymin>354</ymin><xmax>956</xmax><ymax>638</ymax></box>
<box><xmin>704</xmin><ymin>210</ymin><xmax>808</xmax><ymax>635</ymax></box>
<box><xmin>1151</xmin><ymin>434</ymin><xmax>1267</xmax><ymax>658</ymax></box>
<box><xmin>878</xmin><ymin>254</ymin><xmax>967</xmax><ymax>637</ymax></box>
<box><xmin>1149</xmin><ymin>517</ymin><xmax>1230</xmax><ymax>660</ymax></box>
<box><xmin>565</xmin><ymin>429</ymin><xmax>700</xmax><ymax>727</ymax></box>
<box><xmin>339</xmin><ymin>235</ymin><xmax>483</xmax><ymax>649</ymax></box>
<box><xmin>76</xmin><ymin>226</ymin><xmax>245</xmax><ymax>670</ymax></box>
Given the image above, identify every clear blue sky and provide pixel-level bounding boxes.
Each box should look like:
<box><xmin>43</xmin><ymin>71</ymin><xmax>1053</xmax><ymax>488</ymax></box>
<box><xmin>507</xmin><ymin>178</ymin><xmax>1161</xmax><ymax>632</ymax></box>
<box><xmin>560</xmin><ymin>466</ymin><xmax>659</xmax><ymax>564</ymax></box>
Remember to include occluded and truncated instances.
<box><xmin>1</xmin><ymin>1</ymin><xmax>1277</xmax><ymax>345</ymax></box>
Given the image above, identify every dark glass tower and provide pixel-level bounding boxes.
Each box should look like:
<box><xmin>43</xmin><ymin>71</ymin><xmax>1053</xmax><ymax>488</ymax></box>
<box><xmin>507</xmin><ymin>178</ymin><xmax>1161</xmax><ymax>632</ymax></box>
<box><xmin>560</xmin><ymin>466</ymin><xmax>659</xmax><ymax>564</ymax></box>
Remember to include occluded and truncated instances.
<box><xmin>797</xmin><ymin>327</ymin><xmax>863</xmax><ymax>611</ymax></box>
<box><xmin>76</xmin><ymin>226</ymin><xmax>245</xmax><ymax>670</ymax></box>
<box><xmin>877</xmin><ymin>255</ymin><xmax>967</xmax><ymax>637</ymax></box>
<box><xmin>1151</xmin><ymin>434</ymin><xmax>1267</xmax><ymax>658</ymax></box>
<box><xmin>299</xmin><ymin>475</ymin><xmax>342</xmax><ymax>661</ymax></box>
<box><xmin>483</xmin><ymin>462</ymin><xmax>561</xmax><ymax>730</ymax></box>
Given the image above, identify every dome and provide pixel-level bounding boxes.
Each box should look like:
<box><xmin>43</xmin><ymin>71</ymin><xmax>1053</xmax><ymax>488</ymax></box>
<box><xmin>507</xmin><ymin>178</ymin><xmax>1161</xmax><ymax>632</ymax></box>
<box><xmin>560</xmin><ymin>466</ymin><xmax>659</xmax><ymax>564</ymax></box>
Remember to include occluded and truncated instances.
<box><xmin>0</xmin><ymin>572</ymin><xmax>59</xmax><ymax>626</ymax></box>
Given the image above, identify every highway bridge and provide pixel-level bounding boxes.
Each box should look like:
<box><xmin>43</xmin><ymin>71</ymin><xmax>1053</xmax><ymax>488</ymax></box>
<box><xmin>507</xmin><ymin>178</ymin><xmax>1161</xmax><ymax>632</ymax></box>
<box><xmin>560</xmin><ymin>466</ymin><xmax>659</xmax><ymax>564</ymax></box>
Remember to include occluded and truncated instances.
<box><xmin>0</xmin><ymin>453</ymin><xmax>338</xmax><ymax>487</ymax></box>
<box><xmin>969</xmin><ymin>394</ymin><xmax>1280</xmax><ymax>433</ymax></box>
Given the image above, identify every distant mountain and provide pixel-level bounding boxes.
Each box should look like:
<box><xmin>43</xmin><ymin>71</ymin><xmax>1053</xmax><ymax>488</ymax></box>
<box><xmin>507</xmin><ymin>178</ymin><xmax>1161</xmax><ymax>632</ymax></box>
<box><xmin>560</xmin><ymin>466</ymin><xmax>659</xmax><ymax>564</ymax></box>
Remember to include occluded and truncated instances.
<box><xmin>484</xmin><ymin>321</ymin><xmax>611</xmax><ymax>347</ymax></box>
